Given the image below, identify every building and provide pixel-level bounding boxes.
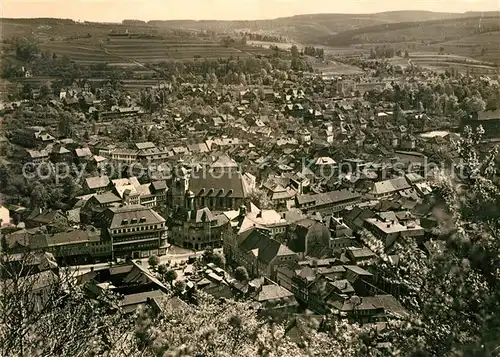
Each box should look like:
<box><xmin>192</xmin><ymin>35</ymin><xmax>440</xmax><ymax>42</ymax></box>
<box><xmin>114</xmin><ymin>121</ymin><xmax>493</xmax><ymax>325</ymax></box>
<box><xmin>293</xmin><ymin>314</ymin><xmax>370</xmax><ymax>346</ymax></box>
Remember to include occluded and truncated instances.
<box><xmin>325</xmin><ymin>216</ymin><xmax>357</xmax><ymax>250</ymax></box>
<box><xmin>112</xmin><ymin>177</ymin><xmax>167</xmax><ymax>208</ymax></box>
<box><xmin>84</xmin><ymin>176</ymin><xmax>111</xmax><ymax>194</ymax></box>
<box><xmin>366</xmin><ymin>177</ymin><xmax>412</xmax><ymax>199</ymax></box>
<box><xmin>110</xmin><ymin>149</ymin><xmax>138</xmax><ymax>164</ymax></box>
<box><xmin>234</xmin><ymin>206</ymin><xmax>289</xmax><ymax>237</ymax></box>
<box><xmin>25</xmin><ymin>149</ymin><xmax>49</xmax><ymax>164</ymax></box>
<box><xmin>101</xmin><ymin>205</ymin><xmax>168</xmax><ymax>259</ymax></box>
<box><xmin>295</xmin><ymin>190</ymin><xmax>362</xmax><ymax>214</ymax></box>
<box><xmin>0</xmin><ymin>205</ymin><xmax>11</xmax><ymax>227</ymax></box>
<box><xmin>224</xmin><ymin>228</ymin><xmax>297</xmax><ymax>280</ymax></box>
<box><xmin>167</xmin><ymin>159</ymin><xmax>253</xmax><ymax>213</ymax></box>
<box><xmin>287</xmin><ymin>218</ymin><xmax>330</xmax><ymax>259</ymax></box>
<box><xmin>364</xmin><ymin>212</ymin><xmax>425</xmax><ymax>248</ymax></box>
<box><xmin>4</xmin><ymin>227</ymin><xmax>110</xmax><ymax>264</ymax></box>
<box><xmin>12</xmin><ymin>126</ymin><xmax>55</xmax><ymax>148</ymax></box>
<box><xmin>169</xmin><ymin>206</ymin><xmax>230</xmax><ymax>250</ymax></box>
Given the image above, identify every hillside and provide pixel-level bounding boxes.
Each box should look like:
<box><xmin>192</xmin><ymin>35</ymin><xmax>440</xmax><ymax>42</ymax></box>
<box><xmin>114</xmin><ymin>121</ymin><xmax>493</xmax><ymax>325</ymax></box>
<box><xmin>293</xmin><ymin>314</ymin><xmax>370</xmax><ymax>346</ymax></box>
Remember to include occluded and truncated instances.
<box><xmin>148</xmin><ymin>11</ymin><xmax>500</xmax><ymax>44</ymax></box>
<box><xmin>323</xmin><ymin>15</ymin><xmax>500</xmax><ymax>45</ymax></box>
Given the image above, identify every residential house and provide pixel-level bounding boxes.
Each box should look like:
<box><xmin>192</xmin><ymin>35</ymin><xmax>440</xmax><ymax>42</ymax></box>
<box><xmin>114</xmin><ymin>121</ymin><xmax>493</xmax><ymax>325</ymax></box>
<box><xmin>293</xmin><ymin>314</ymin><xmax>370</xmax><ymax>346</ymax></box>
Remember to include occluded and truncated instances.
<box><xmin>287</xmin><ymin>218</ymin><xmax>330</xmax><ymax>259</ymax></box>
<box><xmin>84</xmin><ymin>176</ymin><xmax>111</xmax><ymax>194</ymax></box>
<box><xmin>364</xmin><ymin>212</ymin><xmax>425</xmax><ymax>248</ymax></box>
<box><xmin>0</xmin><ymin>205</ymin><xmax>11</xmax><ymax>227</ymax></box>
<box><xmin>366</xmin><ymin>177</ymin><xmax>412</xmax><ymax>199</ymax></box>
<box><xmin>25</xmin><ymin>209</ymin><xmax>69</xmax><ymax>232</ymax></box>
<box><xmin>225</xmin><ymin>228</ymin><xmax>298</xmax><ymax>280</ymax></box>
<box><xmin>25</xmin><ymin>149</ymin><xmax>49</xmax><ymax>164</ymax></box>
<box><xmin>295</xmin><ymin>190</ymin><xmax>362</xmax><ymax>214</ymax></box>
<box><xmin>50</xmin><ymin>144</ymin><xmax>72</xmax><ymax>163</ymax></box>
<box><xmin>12</xmin><ymin>126</ymin><xmax>55</xmax><ymax>148</ymax></box>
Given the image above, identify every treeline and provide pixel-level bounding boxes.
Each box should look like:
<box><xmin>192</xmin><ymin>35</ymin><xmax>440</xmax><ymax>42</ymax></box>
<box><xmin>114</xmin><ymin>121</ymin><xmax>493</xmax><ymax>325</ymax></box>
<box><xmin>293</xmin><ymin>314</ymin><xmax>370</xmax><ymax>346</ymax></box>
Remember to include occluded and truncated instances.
<box><xmin>303</xmin><ymin>46</ymin><xmax>325</xmax><ymax>58</ymax></box>
<box><xmin>369</xmin><ymin>46</ymin><xmax>409</xmax><ymax>59</ymax></box>
<box><xmin>237</xmin><ymin>31</ymin><xmax>287</xmax><ymax>43</ymax></box>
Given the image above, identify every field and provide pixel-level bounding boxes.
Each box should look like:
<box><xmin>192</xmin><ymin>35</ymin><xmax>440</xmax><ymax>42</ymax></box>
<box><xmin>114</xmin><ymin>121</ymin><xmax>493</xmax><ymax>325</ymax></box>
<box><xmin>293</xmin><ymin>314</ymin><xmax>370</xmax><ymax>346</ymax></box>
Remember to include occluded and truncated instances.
<box><xmin>306</xmin><ymin>57</ymin><xmax>363</xmax><ymax>75</ymax></box>
<box><xmin>387</xmin><ymin>52</ymin><xmax>499</xmax><ymax>75</ymax></box>
<box><xmin>39</xmin><ymin>38</ymin><xmax>263</xmax><ymax>66</ymax></box>
<box><xmin>435</xmin><ymin>32</ymin><xmax>500</xmax><ymax>64</ymax></box>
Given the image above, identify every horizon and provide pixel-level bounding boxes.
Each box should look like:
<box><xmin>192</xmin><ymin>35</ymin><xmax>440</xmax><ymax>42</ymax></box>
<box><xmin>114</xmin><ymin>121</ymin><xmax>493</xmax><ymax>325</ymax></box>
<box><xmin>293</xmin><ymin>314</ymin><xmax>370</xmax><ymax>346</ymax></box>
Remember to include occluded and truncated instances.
<box><xmin>1</xmin><ymin>0</ymin><xmax>499</xmax><ymax>22</ymax></box>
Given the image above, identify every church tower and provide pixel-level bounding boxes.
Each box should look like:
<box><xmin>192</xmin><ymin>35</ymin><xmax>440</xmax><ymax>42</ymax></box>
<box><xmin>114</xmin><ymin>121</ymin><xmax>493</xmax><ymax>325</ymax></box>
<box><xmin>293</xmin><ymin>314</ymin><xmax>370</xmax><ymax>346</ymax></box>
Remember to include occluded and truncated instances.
<box><xmin>170</xmin><ymin>160</ymin><xmax>190</xmax><ymax>209</ymax></box>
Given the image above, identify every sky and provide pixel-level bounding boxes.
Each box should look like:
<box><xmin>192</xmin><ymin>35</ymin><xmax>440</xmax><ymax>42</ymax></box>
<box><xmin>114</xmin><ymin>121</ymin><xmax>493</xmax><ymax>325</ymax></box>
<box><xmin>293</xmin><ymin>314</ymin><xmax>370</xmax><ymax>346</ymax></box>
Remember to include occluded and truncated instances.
<box><xmin>1</xmin><ymin>0</ymin><xmax>498</xmax><ymax>22</ymax></box>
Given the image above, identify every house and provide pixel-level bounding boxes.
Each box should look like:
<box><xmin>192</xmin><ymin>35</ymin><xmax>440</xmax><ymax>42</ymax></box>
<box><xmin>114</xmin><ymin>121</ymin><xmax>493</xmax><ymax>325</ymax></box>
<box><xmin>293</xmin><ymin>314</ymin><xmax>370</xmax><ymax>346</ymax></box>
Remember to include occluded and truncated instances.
<box><xmin>101</xmin><ymin>205</ymin><xmax>168</xmax><ymax>259</ymax></box>
<box><xmin>287</xmin><ymin>218</ymin><xmax>330</xmax><ymax>259</ymax></box>
<box><xmin>311</xmin><ymin>157</ymin><xmax>337</xmax><ymax>178</ymax></box>
<box><xmin>50</xmin><ymin>144</ymin><xmax>72</xmax><ymax>163</ymax></box>
<box><xmin>0</xmin><ymin>205</ymin><xmax>11</xmax><ymax>227</ymax></box>
<box><xmin>231</xmin><ymin>206</ymin><xmax>289</xmax><ymax>237</ymax></box>
<box><xmin>295</xmin><ymin>190</ymin><xmax>362</xmax><ymax>214</ymax></box>
<box><xmin>298</xmin><ymin>128</ymin><xmax>311</xmax><ymax>143</ymax></box>
<box><xmin>325</xmin><ymin>216</ymin><xmax>357</xmax><ymax>250</ymax></box>
<box><xmin>345</xmin><ymin>247</ymin><xmax>377</xmax><ymax>265</ymax></box>
<box><xmin>262</xmin><ymin>182</ymin><xmax>296</xmax><ymax>209</ymax></box>
<box><xmin>366</xmin><ymin>177</ymin><xmax>412</xmax><ymax>199</ymax></box>
<box><xmin>84</xmin><ymin>176</ymin><xmax>111</xmax><ymax>194</ymax></box>
<box><xmin>25</xmin><ymin>149</ymin><xmax>49</xmax><ymax>164</ymax></box>
<box><xmin>116</xmin><ymin>178</ymin><xmax>165</xmax><ymax>208</ymax></box>
<box><xmin>25</xmin><ymin>209</ymin><xmax>69</xmax><ymax>232</ymax></box>
<box><xmin>80</xmin><ymin>261</ymin><xmax>169</xmax><ymax>314</ymax></box>
<box><xmin>82</xmin><ymin>192</ymin><xmax>122</xmax><ymax>218</ymax></box>
<box><xmin>364</xmin><ymin>212</ymin><xmax>425</xmax><ymax>248</ymax></box>
<box><xmin>110</xmin><ymin>149</ymin><xmax>138</xmax><ymax>164</ymax></box>
<box><xmin>6</xmin><ymin>227</ymin><xmax>108</xmax><ymax>262</ymax></box>
<box><xmin>187</xmin><ymin>143</ymin><xmax>210</xmax><ymax>153</ymax></box>
<box><xmin>74</xmin><ymin>147</ymin><xmax>93</xmax><ymax>163</ymax></box>
<box><xmin>13</xmin><ymin>126</ymin><xmax>53</xmax><ymax>148</ymax></box>
<box><xmin>224</xmin><ymin>228</ymin><xmax>298</xmax><ymax>280</ymax></box>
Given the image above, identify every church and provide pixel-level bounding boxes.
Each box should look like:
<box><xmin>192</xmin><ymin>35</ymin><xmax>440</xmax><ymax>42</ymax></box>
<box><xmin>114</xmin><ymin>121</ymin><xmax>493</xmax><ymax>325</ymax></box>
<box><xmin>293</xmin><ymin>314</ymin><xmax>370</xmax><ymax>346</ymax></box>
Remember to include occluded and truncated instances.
<box><xmin>166</xmin><ymin>155</ymin><xmax>254</xmax><ymax>213</ymax></box>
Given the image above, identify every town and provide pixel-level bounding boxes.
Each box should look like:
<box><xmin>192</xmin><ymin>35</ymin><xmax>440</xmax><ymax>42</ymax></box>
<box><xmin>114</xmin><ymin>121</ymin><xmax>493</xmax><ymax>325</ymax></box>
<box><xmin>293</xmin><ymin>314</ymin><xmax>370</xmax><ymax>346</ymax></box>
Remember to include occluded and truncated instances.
<box><xmin>0</xmin><ymin>12</ymin><xmax>499</xmax><ymax>357</ymax></box>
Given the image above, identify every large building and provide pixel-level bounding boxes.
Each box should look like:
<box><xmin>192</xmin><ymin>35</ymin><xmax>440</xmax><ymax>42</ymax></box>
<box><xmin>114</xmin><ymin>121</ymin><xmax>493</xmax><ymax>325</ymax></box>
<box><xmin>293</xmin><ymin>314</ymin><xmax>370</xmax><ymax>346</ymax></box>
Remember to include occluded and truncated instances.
<box><xmin>169</xmin><ymin>206</ymin><xmax>230</xmax><ymax>250</ymax></box>
<box><xmin>101</xmin><ymin>205</ymin><xmax>168</xmax><ymax>259</ymax></box>
<box><xmin>167</xmin><ymin>157</ymin><xmax>254</xmax><ymax>213</ymax></box>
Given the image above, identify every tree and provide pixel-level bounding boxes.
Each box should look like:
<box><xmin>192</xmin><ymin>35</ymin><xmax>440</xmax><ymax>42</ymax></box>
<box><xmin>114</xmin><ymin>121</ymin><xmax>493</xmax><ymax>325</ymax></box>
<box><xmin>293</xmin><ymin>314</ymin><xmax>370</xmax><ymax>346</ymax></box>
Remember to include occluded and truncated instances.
<box><xmin>404</xmin><ymin>50</ymin><xmax>409</xmax><ymax>58</ymax></box>
<box><xmin>157</xmin><ymin>264</ymin><xmax>168</xmax><ymax>276</ymax></box>
<box><xmin>464</xmin><ymin>96</ymin><xmax>486</xmax><ymax>114</ymax></box>
<box><xmin>0</xmin><ymin>252</ymin><xmax>133</xmax><ymax>356</ymax></box>
<box><xmin>234</xmin><ymin>266</ymin><xmax>249</xmax><ymax>282</ymax></box>
<box><xmin>58</xmin><ymin>114</ymin><xmax>73</xmax><ymax>138</ymax></box>
<box><xmin>147</xmin><ymin>255</ymin><xmax>160</xmax><ymax>270</ymax></box>
<box><xmin>13</xmin><ymin>37</ymin><xmax>40</xmax><ymax>61</ymax></box>
<box><xmin>164</xmin><ymin>269</ymin><xmax>177</xmax><ymax>287</ymax></box>
<box><xmin>373</xmin><ymin>126</ymin><xmax>500</xmax><ymax>356</ymax></box>
<box><xmin>173</xmin><ymin>280</ymin><xmax>186</xmax><ymax>296</ymax></box>
<box><xmin>290</xmin><ymin>45</ymin><xmax>299</xmax><ymax>58</ymax></box>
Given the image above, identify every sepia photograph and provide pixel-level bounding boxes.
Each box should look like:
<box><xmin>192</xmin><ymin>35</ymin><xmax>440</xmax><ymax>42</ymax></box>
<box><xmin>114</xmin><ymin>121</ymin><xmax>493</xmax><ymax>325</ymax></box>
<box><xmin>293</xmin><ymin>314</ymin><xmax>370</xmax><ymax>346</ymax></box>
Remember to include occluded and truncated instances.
<box><xmin>0</xmin><ymin>0</ymin><xmax>499</xmax><ymax>356</ymax></box>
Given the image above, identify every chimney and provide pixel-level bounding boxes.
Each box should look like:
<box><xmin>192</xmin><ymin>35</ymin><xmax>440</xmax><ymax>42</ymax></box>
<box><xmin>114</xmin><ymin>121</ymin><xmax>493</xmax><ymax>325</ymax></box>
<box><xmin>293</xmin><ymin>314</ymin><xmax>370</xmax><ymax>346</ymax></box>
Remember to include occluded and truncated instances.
<box><xmin>239</xmin><ymin>205</ymin><xmax>247</xmax><ymax>217</ymax></box>
<box><xmin>256</xmin><ymin>210</ymin><xmax>263</xmax><ymax>218</ymax></box>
